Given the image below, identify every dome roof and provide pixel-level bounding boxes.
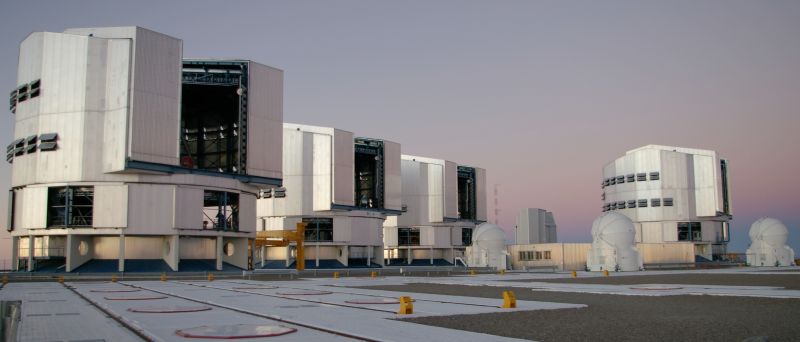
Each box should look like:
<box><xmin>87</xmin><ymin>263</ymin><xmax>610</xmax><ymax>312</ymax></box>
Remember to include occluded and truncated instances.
<box><xmin>749</xmin><ymin>217</ymin><xmax>789</xmax><ymax>245</ymax></box>
<box><xmin>473</xmin><ymin>223</ymin><xmax>506</xmax><ymax>244</ymax></box>
<box><xmin>591</xmin><ymin>212</ymin><xmax>636</xmax><ymax>247</ymax></box>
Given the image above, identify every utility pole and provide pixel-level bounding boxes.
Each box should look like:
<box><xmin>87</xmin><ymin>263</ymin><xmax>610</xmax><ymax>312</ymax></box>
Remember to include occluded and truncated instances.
<box><xmin>493</xmin><ymin>184</ymin><xmax>500</xmax><ymax>225</ymax></box>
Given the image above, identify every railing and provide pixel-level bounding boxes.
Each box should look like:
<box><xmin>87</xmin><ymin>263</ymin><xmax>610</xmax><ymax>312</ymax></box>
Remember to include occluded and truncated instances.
<box><xmin>16</xmin><ymin>247</ymin><xmax>65</xmax><ymax>258</ymax></box>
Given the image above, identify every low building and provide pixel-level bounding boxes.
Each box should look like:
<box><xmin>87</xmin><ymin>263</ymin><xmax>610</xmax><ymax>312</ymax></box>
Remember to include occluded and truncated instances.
<box><xmin>383</xmin><ymin>155</ymin><xmax>487</xmax><ymax>266</ymax></box>
<box><xmin>516</xmin><ymin>208</ymin><xmax>557</xmax><ymax>244</ymax></box>
<box><xmin>7</xmin><ymin>26</ymin><xmax>283</xmax><ymax>272</ymax></box>
<box><xmin>257</xmin><ymin>124</ymin><xmax>402</xmax><ymax>268</ymax></box>
<box><xmin>602</xmin><ymin>145</ymin><xmax>732</xmax><ymax>260</ymax></box>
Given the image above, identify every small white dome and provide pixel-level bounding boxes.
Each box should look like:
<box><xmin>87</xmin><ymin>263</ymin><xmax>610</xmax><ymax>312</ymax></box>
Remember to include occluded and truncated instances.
<box><xmin>473</xmin><ymin>223</ymin><xmax>507</xmax><ymax>250</ymax></box>
<box><xmin>750</xmin><ymin>217</ymin><xmax>789</xmax><ymax>247</ymax></box>
<box><xmin>592</xmin><ymin>212</ymin><xmax>636</xmax><ymax>247</ymax></box>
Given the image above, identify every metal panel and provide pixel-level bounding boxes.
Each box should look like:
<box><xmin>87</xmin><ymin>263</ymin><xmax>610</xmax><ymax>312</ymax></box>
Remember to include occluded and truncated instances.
<box><xmin>174</xmin><ymin>186</ymin><xmax>203</xmax><ymax>229</ymax></box>
<box><xmin>427</xmin><ymin>163</ymin><xmax>444</xmax><ymax>223</ymax></box>
<box><xmin>312</xmin><ymin>133</ymin><xmax>333</xmax><ymax>211</ymax></box>
<box><xmin>382</xmin><ymin>140</ymin><xmax>402</xmax><ymax>211</ymax></box>
<box><xmin>692</xmin><ymin>154</ymin><xmax>716</xmax><ymax>217</ymax></box>
<box><xmin>93</xmin><ymin>184</ymin><xmax>128</xmax><ymax>228</ymax></box>
<box><xmin>238</xmin><ymin>194</ymin><xmax>256</xmax><ymax>233</ymax></box>
<box><xmin>246</xmin><ymin>62</ymin><xmax>283</xmax><ymax>179</ymax></box>
<box><xmin>443</xmin><ymin>161</ymin><xmax>458</xmax><ymax>219</ymax></box>
<box><xmin>20</xmin><ymin>187</ymin><xmax>47</xmax><ymax>229</ymax></box>
<box><xmin>126</xmin><ymin>184</ymin><xmax>175</xmax><ymax>234</ymax></box>
<box><xmin>101</xmin><ymin>39</ymin><xmax>133</xmax><ymax>173</ymax></box>
<box><xmin>332</xmin><ymin>129</ymin><xmax>354</xmax><ymax>206</ymax></box>
<box><xmin>474</xmin><ymin>167</ymin><xmax>487</xmax><ymax>221</ymax></box>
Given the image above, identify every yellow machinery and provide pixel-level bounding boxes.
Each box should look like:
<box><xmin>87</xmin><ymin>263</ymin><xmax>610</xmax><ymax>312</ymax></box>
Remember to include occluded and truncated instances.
<box><xmin>254</xmin><ymin>222</ymin><xmax>306</xmax><ymax>271</ymax></box>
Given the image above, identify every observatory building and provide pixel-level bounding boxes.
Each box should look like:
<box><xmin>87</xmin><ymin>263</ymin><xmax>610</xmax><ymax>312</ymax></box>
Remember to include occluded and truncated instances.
<box><xmin>586</xmin><ymin>212</ymin><xmax>643</xmax><ymax>271</ymax></box>
<box><xmin>464</xmin><ymin>223</ymin><xmax>508</xmax><ymax>270</ymax></box>
<box><xmin>6</xmin><ymin>27</ymin><xmax>283</xmax><ymax>272</ymax></box>
<box><xmin>515</xmin><ymin>208</ymin><xmax>557</xmax><ymax>244</ymax></box>
<box><xmin>602</xmin><ymin>145</ymin><xmax>732</xmax><ymax>260</ymax></box>
<box><xmin>746</xmin><ymin>218</ymin><xmax>795</xmax><ymax>267</ymax></box>
<box><xmin>383</xmin><ymin>155</ymin><xmax>487</xmax><ymax>266</ymax></box>
<box><xmin>256</xmin><ymin>124</ymin><xmax>402</xmax><ymax>268</ymax></box>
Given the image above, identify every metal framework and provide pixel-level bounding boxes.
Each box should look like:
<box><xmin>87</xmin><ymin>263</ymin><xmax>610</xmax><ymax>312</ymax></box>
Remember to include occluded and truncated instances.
<box><xmin>254</xmin><ymin>222</ymin><xmax>306</xmax><ymax>271</ymax></box>
<box><xmin>457</xmin><ymin>166</ymin><xmax>477</xmax><ymax>221</ymax></box>
<box><xmin>354</xmin><ymin>138</ymin><xmax>384</xmax><ymax>209</ymax></box>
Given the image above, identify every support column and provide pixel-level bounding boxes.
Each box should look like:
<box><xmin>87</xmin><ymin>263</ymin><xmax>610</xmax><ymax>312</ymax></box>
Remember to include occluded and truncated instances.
<box><xmin>407</xmin><ymin>246</ymin><xmax>411</xmax><ymax>264</ymax></box>
<box><xmin>166</xmin><ymin>235</ymin><xmax>180</xmax><ymax>271</ymax></box>
<box><xmin>430</xmin><ymin>246</ymin><xmax>434</xmax><ymax>265</ymax></box>
<box><xmin>11</xmin><ymin>237</ymin><xmax>19</xmax><ymax>271</ymax></box>
<box><xmin>367</xmin><ymin>246</ymin><xmax>371</xmax><ymax>266</ymax></box>
<box><xmin>260</xmin><ymin>246</ymin><xmax>265</xmax><ymax>268</ymax></box>
<box><xmin>27</xmin><ymin>235</ymin><xmax>34</xmax><ymax>272</ymax></box>
<box><xmin>118</xmin><ymin>234</ymin><xmax>125</xmax><ymax>272</ymax></box>
<box><xmin>451</xmin><ymin>247</ymin><xmax>455</xmax><ymax>265</ymax></box>
<box><xmin>315</xmin><ymin>243</ymin><xmax>320</xmax><ymax>268</ymax></box>
<box><xmin>285</xmin><ymin>246</ymin><xmax>292</xmax><ymax>268</ymax></box>
<box><xmin>215</xmin><ymin>236</ymin><xmax>223</xmax><ymax>271</ymax></box>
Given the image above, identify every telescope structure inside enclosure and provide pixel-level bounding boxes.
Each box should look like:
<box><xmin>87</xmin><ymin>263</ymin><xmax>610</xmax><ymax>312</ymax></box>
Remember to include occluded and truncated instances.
<box><xmin>746</xmin><ymin>217</ymin><xmax>795</xmax><ymax>267</ymax></box>
<box><xmin>6</xmin><ymin>26</ymin><xmax>283</xmax><ymax>272</ymax></box>
<box><xmin>586</xmin><ymin>212</ymin><xmax>643</xmax><ymax>272</ymax></box>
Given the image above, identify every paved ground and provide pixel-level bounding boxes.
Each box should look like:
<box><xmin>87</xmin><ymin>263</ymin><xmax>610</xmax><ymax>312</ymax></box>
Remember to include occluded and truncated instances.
<box><xmin>362</xmin><ymin>282</ymin><xmax>800</xmax><ymax>342</ymax></box>
<box><xmin>516</xmin><ymin>272</ymin><xmax>800</xmax><ymax>289</ymax></box>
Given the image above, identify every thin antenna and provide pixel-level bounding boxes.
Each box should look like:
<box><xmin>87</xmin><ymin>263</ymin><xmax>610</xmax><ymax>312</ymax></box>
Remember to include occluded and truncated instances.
<box><xmin>493</xmin><ymin>184</ymin><xmax>500</xmax><ymax>225</ymax></box>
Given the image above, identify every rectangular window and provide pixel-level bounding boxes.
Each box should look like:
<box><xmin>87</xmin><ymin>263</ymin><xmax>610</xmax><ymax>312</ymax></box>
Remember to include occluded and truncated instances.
<box><xmin>637</xmin><ymin>173</ymin><xmax>647</xmax><ymax>181</ymax></box>
<box><xmin>303</xmin><ymin>217</ymin><xmax>333</xmax><ymax>242</ymax></box>
<box><xmin>638</xmin><ymin>199</ymin><xmax>648</xmax><ymax>208</ymax></box>
<box><xmin>649</xmin><ymin>171</ymin><xmax>660</xmax><ymax>181</ymax></box>
<box><xmin>47</xmin><ymin>186</ymin><xmax>94</xmax><ymax>227</ymax></box>
<box><xmin>651</xmin><ymin>198</ymin><xmax>661</xmax><ymax>207</ymax></box>
<box><xmin>202</xmin><ymin>190</ymin><xmax>239</xmax><ymax>231</ymax></box>
<box><xmin>609</xmin><ymin>178</ymin><xmax>616</xmax><ymax>185</ymax></box>
<box><xmin>462</xmin><ymin>227</ymin><xmax>473</xmax><ymax>246</ymax></box>
<box><xmin>617</xmin><ymin>201</ymin><xmax>625</xmax><ymax>209</ymax></box>
<box><xmin>627</xmin><ymin>200</ymin><xmax>636</xmax><ymax>208</ymax></box>
<box><xmin>398</xmin><ymin>228</ymin><xmax>420</xmax><ymax>246</ymax></box>
<box><xmin>7</xmin><ymin>190</ymin><xmax>14</xmax><ymax>231</ymax></box>
<box><xmin>626</xmin><ymin>174</ymin><xmax>635</xmax><ymax>182</ymax></box>
<box><xmin>519</xmin><ymin>251</ymin><xmax>526</xmax><ymax>261</ymax></box>
<box><xmin>677</xmin><ymin>222</ymin><xmax>702</xmax><ymax>241</ymax></box>
<box><xmin>663</xmin><ymin>198</ymin><xmax>674</xmax><ymax>207</ymax></box>
<box><xmin>543</xmin><ymin>251</ymin><xmax>551</xmax><ymax>260</ymax></box>
<box><xmin>616</xmin><ymin>175</ymin><xmax>625</xmax><ymax>184</ymax></box>
<box><xmin>535</xmin><ymin>251</ymin><xmax>543</xmax><ymax>260</ymax></box>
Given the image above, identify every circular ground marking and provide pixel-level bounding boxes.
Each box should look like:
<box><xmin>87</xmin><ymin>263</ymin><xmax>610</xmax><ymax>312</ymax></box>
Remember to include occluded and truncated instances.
<box><xmin>276</xmin><ymin>290</ymin><xmax>333</xmax><ymax>296</ymax></box>
<box><xmin>232</xmin><ymin>286</ymin><xmax>278</xmax><ymax>290</ymax></box>
<box><xmin>128</xmin><ymin>305</ymin><xmax>212</xmax><ymax>313</ymax></box>
<box><xmin>629</xmin><ymin>285</ymin><xmax>684</xmax><ymax>291</ymax></box>
<box><xmin>345</xmin><ymin>298</ymin><xmax>414</xmax><ymax>304</ymax></box>
<box><xmin>175</xmin><ymin>324</ymin><xmax>297</xmax><ymax>339</ymax></box>
<box><xmin>104</xmin><ymin>295</ymin><xmax>168</xmax><ymax>301</ymax></box>
<box><xmin>90</xmin><ymin>289</ymin><xmax>141</xmax><ymax>293</ymax></box>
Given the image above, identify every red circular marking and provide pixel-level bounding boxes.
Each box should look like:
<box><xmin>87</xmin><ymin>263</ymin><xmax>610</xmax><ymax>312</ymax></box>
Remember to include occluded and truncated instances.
<box><xmin>175</xmin><ymin>324</ymin><xmax>297</xmax><ymax>339</ymax></box>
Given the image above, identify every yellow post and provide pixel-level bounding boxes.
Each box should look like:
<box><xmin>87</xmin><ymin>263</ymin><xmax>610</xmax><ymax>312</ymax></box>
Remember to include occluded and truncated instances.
<box><xmin>571</xmin><ymin>271</ymin><xmax>577</xmax><ymax>278</ymax></box>
<box><xmin>111</xmin><ymin>275</ymin><xmax>118</xmax><ymax>283</ymax></box>
<box><xmin>499</xmin><ymin>269</ymin><xmax>506</xmax><ymax>275</ymax></box>
<box><xmin>370</xmin><ymin>271</ymin><xmax>377</xmax><ymax>278</ymax></box>
<box><xmin>57</xmin><ymin>276</ymin><xmax>64</xmax><ymax>284</ymax></box>
<box><xmin>469</xmin><ymin>270</ymin><xmax>476</xmax><ymax>276</ymax></box>
<box><xmin>160</xmin><ymin>273</ymin><xmax>167</xmax><ymax>282</ymax></box>
<box><xmin>2</xmin><ymin>275</ymin><xmax>8</xmax><ymax>285</ymax></box>
<box><xmin>502</xmin><ymin>291</ymin><xmax>516</xmax><ymax>309</ymax></box>
<box><xmin>398</xmin><ymin>296</ymin><xmax>414</xmax><ymax>314</ymax></box>
<box><xmin>603</xmin><ymin>269</ymin><xmax>609</xmax><ymax>277</ymax></box>
<box><xmin>333</xmin><ymin>272</ymin><xmax>340</xmax><ymax>279</ymax></box>
<box><xmin>295</xmin><ymin>222</ymin><xmax>306</xmax><ymax>271</ymax></box>
<box><xmin>207</xmin><ymin>273</ymin><xmax>215</xmax><ymax>281</ymax></box>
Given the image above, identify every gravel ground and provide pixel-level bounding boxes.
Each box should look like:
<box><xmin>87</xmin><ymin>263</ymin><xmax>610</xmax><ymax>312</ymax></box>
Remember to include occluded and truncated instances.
<box><xmin>512</xmin><ymin>273</ymin><xmax>800</xmax><ymax>290</ymax></box>
<box><xmin>357</xmin><ymin>283</ymin><xmax>800</xmax><ymax>342</ymax></box>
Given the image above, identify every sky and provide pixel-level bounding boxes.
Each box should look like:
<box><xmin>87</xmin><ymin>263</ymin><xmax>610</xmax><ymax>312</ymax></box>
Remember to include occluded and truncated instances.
<box><xmin>0</xmin><ymin>0</ymin><xmax>799</xmax><ymax>258</ymax></box>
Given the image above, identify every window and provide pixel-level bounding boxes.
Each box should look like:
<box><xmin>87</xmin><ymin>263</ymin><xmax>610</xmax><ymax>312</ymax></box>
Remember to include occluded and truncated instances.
<box><xmin>651</xmin><ymin>198</ymin><xmax>661</xmax><ymax>207</ymax></box>
<box><xmin>355</xmin><ymin>138</ymin><xmax>385</xmax><ymax>209</ymax></box>
<box><xmin>636</xmin><ymin>173</ymin><xmax>647</xmax><ymax>181</ymax></box>
<box><xmin>462</xmin><ymin>227</ymin><xmax>473</xmax><ymax>246</ymax></box>
<box><xmin>638</xmin><ymin>199</ymin><xmax>648</xmax><ymax>208</ymax></box>
<box><xmin>649</xmin><ymin>171</ymin><xmax>660</xmax><ymax>181</ymax></box>
<box><xmin>609</xmin><ymin>178</ymin><xmax>616</xmax><ymax>185</ymax></box>
<box><xmin>626</xmin><ymin>174</ymin><xmax>635</xmax><ymax>182</ymax></box>
<box><xmin>203</xmin><ymin>190</ymin><xmax>239</xmax><ymax>231</ymax></box>
<box><xmin>721</xmin><ymin>160</ymin><xmax>730</xmax><ymax>214</ymax></box>
<box><xmin>543</xmin><ymin>251</ymin><xmax>551</xmax><ymax>260</ymax></box>
<box><xmin>663</xmin><ymin>198</ymin><xmax>674</xmax><ymax>207</ymax></box>
<box><xmin>303</xmin><ymin>217</ymin><xmax>333</xmax><ymax>241</ymax></box>
<box><xmin>535</xmin><ymin>251</ymin><xmax>543</xmax><ymax>260</ymax></box>
<box><xmin>47</xmin><ymin>186</ymin><xmax>94</xmax><ymax>227</ymax></box>
<box><xmin>617</xmin><ymin>201</ymin><xmax>625</xmax><ymax>209</ymax></box>
<box><xmin>7</xmin><ymin>190</ymin><xmax>14</xmax><ymax>232</ymax></box>
<box><xmin>398</xmin><ymin>228</ymin><xmax>420</xmax><ymax>246</ymax></box>
<box><xmin>627</xmin><ymin>200</ymin><xmax>636</xmax><ymax>208</ymax></box>
<box><xmin>678</xmin><ymin>222</ymin><xmax>702</xmax><ymax>241</ymax></box>
<box><xmin>616</xmin><ymin>175</ymin><xmax>625</xmax><ymax>184</ymax></box>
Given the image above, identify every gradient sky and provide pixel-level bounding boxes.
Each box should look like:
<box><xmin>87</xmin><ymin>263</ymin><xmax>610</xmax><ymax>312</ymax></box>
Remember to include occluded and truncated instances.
<box><xmin>1</xmin><ymin>1</ymin><xmax>799</xmax><ymax>258</ymax></box>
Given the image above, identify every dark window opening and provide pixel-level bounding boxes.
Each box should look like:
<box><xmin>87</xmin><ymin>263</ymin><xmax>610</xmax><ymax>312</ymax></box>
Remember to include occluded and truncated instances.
<box><xmin>303</xmin><ymin>217</ymin><xmax>333</xmax><ymax>242</ymax></box>
<box><xmin>649</xmin><ymin>171</ymin><xmax>660</xmax><ymax>181</ymax></box>
<box><xmin>616</xmin><ymin>175</ymin><xmax>625</xmax><ymax>184</ymax></box>
<box><xmin>181</xmin><ymin>61</ymin><xmax>248</xmax><ymax>174</ymax></box>
<box><xmin>398</xmin><ymin>228</ymin><xmax>420</xmax><ymax>246</ymax></box>
<box><xmin>637</xmin><ymin>173</ymin><xmax>647</xmax><ymax>181</ymax></box>
<box><xmin>7</xmin><ymin>190</ymin><xmax>14</xmax><ymax>231</ymax></box>
<box><xmin>457</xmin><ymin>166</ymin><xmax>477</xmax><ymax>220</ymax></box>
<box><xmin>627</xmin><ymin>200</ymin><xmax>636</xmax><ymax>208</ymax></box>
<box><xmin>203</xmin><ymin>190</ymin><xmax>239</xmax><ymax>231</ymax></box>
<box><xmin>638</xmin><ymin>199</ymin><xmax>648</xmax><ymax>208</ymax></box>
<box><xmin>354</xmin><ymin>138</ymin><xmax>384</xmax><ymax>209</ymax></box>
<box><xmin>651</xmin><ymin>198</ymin><xmax>661</xmax><ymax>207</ymax></box>
<box><xmin>462</xmin><ymin>227</ymin><xmax>473</xmax><ymax>246</ymax></box>
<box><xmin>721</xmin><ymin>160</ymin><xmax>730</xmax><ymax>214</ymax></box>
<box><xmin>678</xmin><ymin>222</ymin><xmax>702</xmax><ymax>241</ymax></box>
<box><xmin>663</xmin><ymin>198</ymin><xmax>674</xmax><ymax>206</ymax></box>
<box><xmin>47</xmin><ymin>186</ymin><xmax>94</xmax><ymax>227</ymax></box>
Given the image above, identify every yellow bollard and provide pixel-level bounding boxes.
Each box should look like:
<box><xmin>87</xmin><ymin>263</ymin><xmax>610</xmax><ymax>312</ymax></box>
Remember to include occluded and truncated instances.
<box><xmin>160</xmin><ymin>273</ymin><xmax>167</xmax><ymax>282</ymax></box>
<box><xmin>469</xmin><ymin>270</ymin><xmax>476</xmax><ymax>276</ymax></box>
<box><xmin>397</xmin><ymin>296</ymin><xmax>414</xmax><ymax>314</ymax></box>
<box><xmin>111</xmin><ymin>275</ymin><xmax>118</xmax><ymax>283</ymax></box>
<box><xmin>502</xmin><ymin>291</ymin><xmax>516</xmax><ymax>309</ymax></box>
<box><xmin>499</xmin><ymin>269</ymin><xmax>506</xmax><ymax>275</ymax></box>
<box><xmin>333</xmin><ymin>272</ymin><xmax>340</xmax><ymax>279</ymax></box>
<box><xmin>207</xmin><ymin>273</ymin><xmax>215</xmax><ymax>281</ymax></box>
<box><xmin>603</xmin><ymin>269</ymin><xmax>609</xmax><ymax>277</ymax></box>
<box><xmin>2</xmin><ymin>275</ymin><xmax>8</xmax><ymax>285</ymax></box>
<box><xmin>370</xmin><ymin>271</ymin><xmax>377</xmax><ymax>278</ymax></box>
<box><xmin>57</xmin><ymin>276</ymin><xmax>64</xmax><ymax>284</ymax></box>
<box><xmin>571</xmin><ymin>271</ymin><xmax>577</xmax><ymax>278</ymax></box>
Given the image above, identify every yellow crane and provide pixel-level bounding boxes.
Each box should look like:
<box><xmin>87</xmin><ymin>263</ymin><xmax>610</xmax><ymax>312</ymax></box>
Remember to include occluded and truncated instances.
<box><xmin>254</xmin><ymin>222</ymin><xmax>306</xmax><ymax>271</ymax></box>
